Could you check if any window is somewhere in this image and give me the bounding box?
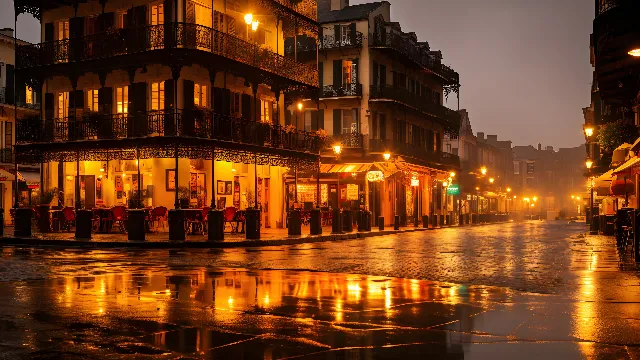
[194,84,207,107]
[513,161,520,174]
[527,162,535,174]
[87,89,99,112]
[151,3,164,25]
[25,86,33,104]
[150,82,164,110]
[343,60,353,85]
[57,20,69,40]
[116,86,128,114]
[342,110,356,134]
[57,92,69,118]
[5,122,12,151]
[261,99,271,123]
[116,12,126,29]
[526,177,535,188]
[340,25,351,45]
[304,110,312,131]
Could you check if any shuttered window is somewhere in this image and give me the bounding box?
[57,92,69,118]
[151,3,164,25]
[87,89,99,111]
[151,82,164,110]
[194,84,208,107]
[116,86,128,114]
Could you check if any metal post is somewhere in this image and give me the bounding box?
[174,143,179,208]
[210,146,215,208]
[294,167,298,205]
[75,151,80,210]
[254,153,258,208]
[316,161,321,207]
[136,147,141,208]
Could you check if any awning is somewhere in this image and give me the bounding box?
[19,171,39,189]
[594,169,615,197]
[631,137,640,152]
[320,163,372,173]
[612,156,640,176]
[611,179,635,196]
[0,168,15,181]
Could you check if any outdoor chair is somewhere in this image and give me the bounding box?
[91,209,101,232]
[111,206,127,233]
[61,207,76,231]
[224,207,237,232]
[149,206,168,231]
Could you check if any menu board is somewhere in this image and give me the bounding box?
[346,184,359,201]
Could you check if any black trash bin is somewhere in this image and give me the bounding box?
[422,215,429,229]
[14,208,32,238]
[168,209,185,241]
[127,209,146,241]
[245,208,261,240]
[378,216,384,231]
[343,210,353,233]
[394,215,400,230]
[310,208,322,235]
[75,209,93,240]
[208,209,224,241]
[288,209,302,236]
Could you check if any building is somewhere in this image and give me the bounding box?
[13,0,322,231]
[0,27,40,215]
[290,0,461,226]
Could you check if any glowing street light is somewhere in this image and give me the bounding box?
[480,166,487,175]
[584,127,594,138]
[251,20,259,31]
[533,196,538,202]
[297,102,303,111]
[489,177,495,184]
[585,159,593,169]
[244,13,253,25]
[383,152,391,161]
[443,181,449,188]
[629,48,640,57]
[506,187,511,192]
[449,171,456,178]
[332,144,342,156]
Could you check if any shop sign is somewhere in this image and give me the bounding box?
[446,184,460,195]
[346,184,359,200]
[366,171,384,182]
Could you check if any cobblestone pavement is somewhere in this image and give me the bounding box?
[0,221,639,359]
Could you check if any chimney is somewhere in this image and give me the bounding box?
[477,132,484,141]
[538,143,542,151]
[330,0,349,11]
[0,28,14,38]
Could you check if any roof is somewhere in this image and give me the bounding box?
[512,145,539,160]
[319,2,386,24]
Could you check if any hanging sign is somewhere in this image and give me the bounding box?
[366,171,384,182]
[446,184,460,195]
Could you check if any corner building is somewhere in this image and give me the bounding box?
[14,0,321,229]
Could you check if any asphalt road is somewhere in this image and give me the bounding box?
[0,221,638,359]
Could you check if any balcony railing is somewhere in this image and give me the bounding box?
[370,138,460,167]
[370,85,460,133]
[332,132,364,149]
[266,0,317,21]
[320,32,363,50]
[321,84,362,98]
[370,29,459,84]
[16,22,318,87]
[16,109,323,154]
[597,0,627,16]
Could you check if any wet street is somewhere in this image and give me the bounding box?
[1,221,639,359]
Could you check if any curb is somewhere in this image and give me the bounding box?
[0,221,511,250]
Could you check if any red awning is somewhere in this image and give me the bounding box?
[610,179,635,196]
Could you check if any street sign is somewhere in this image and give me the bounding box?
[446,184,460,195]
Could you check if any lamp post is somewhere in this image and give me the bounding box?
[506,187,511,214]
[586,159,595,234]
[331,144,343,234]
[443,181,449,225]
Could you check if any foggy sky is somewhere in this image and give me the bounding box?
[0,0,593,149]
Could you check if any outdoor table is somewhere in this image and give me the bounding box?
[183,208,204,235]
[93,208,114,233]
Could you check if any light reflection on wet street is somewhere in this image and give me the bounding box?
[1,222,640,359]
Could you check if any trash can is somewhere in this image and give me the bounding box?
[378,216,384,231]
[245,208,261,240]
[394,215,400,230]
[422,215,429,229]
[127,209,146,241]
[168,209,185,241]
[75,209,93,240]
[310,208,322,235]
[288,209,301,236]
[208,209,224,241]
[342,210,353,233]
[13,208,32,238]
[332,209,342,234]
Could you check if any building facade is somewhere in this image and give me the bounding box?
[14,0,322,229]
[289,0,461,226]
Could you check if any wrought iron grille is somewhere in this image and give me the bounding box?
[321,84,362,98]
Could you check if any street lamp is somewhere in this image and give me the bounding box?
[480,166,487,175]
[586,158,595,234]
[489,177,495,184]
[584,127,594,138]
[333,144,342,156]
[449,171,456,178]
[629,49,640,57]
[297,102,303,111]
[383,152,391,161]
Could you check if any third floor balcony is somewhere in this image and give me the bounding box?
[16,22,318,87]
[370,138,460,168]
[321,83,362,98]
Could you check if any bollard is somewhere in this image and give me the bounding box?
[364,211,372,231]
[37,205,51,233]
[168,209,185,241]
[75,209,93,240]
[635,211,640,262]
[208,209,224,241]
[245,208,261,240]
[459,214,464,226]
[288,209,302,236]
[439,214,444,227]
[310,208,322,235]
[432,214,438,228]
[358,211,366,232]
[394,215,400,230]
[13,208,32,238]
[332,208,342,234]
[342,210,353,233]
[378,216,384,231]
[413,214,419,228]
[127,209,146,241]
[422,215,429,229]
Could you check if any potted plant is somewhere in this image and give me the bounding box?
[38,188,58,233]
[177,186,191,209]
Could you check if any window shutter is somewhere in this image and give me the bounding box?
[241,93,251,120]
[349,23,356,45]
[70,17,84,38]
[44,23,54,42]
[44,93,54,119]
[97,12,115,31]
[380,65,386,86]
[5,64,14,105]
[164,0,173,23]
[135,5,147,26]
[213,87,223,113]
[372,61,379,86]
[333,60,342,88]
[284,108,291,126]
[334,25,341,44]
[318,109,324,130]
[164,80,174,110]
[125,8,135,28]
[131,83,146,113]
[98,87,113,114]
[436,132,441,152]
[310,110,318,131]
[318,61,323,88]
[332,109,341,136]
[352,58,359,84]
[183,80,194,110]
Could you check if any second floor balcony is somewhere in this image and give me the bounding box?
[321,83,362,98]
[370,138,460,168]
[16,22,318,87]
[16,109,322,155]
[370,85,460,132]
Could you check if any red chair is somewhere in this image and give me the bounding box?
[61,207,75,231]
[224,207,237,232]
[149,206,168,231]
[111,206,127,233]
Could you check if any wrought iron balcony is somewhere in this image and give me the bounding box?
[333,132,364,149]
[369,138,460,168]
[16,109,323,154]
[321,84,362,98]
[370,29,459,85]
[370,85,460,135]
[319,32,363,50]
[264,0,317,22]
[16,22,318,87]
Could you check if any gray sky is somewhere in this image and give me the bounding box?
[1,0,593,149]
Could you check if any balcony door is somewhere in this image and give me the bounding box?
[56,20,70,63]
